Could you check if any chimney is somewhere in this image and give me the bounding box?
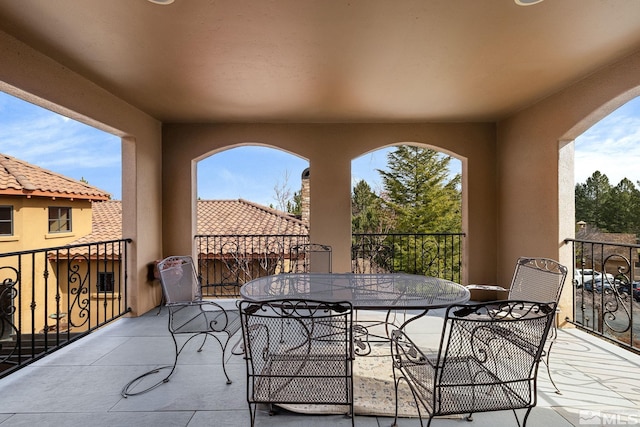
[301,168,310,223]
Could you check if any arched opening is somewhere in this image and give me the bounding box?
[574,97,640,235]
[567,96,640,350]
[350,144,463,281]
[197,145,308,209]
[0,89,129,347]
[194,145,310,296]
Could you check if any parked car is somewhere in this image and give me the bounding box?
[617,281,640,302]
[583,277,620,293]
[574,269,614,287]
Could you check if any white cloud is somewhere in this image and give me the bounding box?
[0,91,122,198]
[575,98,640,187]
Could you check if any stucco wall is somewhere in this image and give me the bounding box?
[4,22,640,320]
[0,196,93,251]
[497,49,640,322]
[162,122,497,283]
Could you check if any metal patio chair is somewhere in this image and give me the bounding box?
[121,255,241,397]
[391,299,557,427]
[465,256,568,393]
[239,299,354,427]
[288,243,332,273]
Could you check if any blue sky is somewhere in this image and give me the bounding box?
[574,96,640,186]
[197,146,397,207]
[0,92,122,199]
[1,90,639,204]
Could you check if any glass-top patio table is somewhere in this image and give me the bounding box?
[241,273,469,309]
[240,273,470,355]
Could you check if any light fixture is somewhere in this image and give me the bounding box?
[147,0,175,5]
[515,0,544,5]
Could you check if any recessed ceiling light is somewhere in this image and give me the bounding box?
[515,0,544,5]
[148,0,175,5]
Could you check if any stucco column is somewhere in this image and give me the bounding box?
[557,140,576,326]
[309,155,352,273]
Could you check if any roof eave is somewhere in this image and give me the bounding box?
[0,189,110,201]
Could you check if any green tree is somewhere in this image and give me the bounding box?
[601,178,640,234]
[287,191,302,216]
[379,145,461,233]
[351,180,390,234]
[575,171,612,231]
[377,145,462,275]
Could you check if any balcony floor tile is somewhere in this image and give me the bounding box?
[0,305,638,426]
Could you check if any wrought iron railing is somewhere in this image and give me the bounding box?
[0,239,132,378]
[564,238,640,353]
[195,232,465,297]
[195,234,311,297]
[352,232,464,283]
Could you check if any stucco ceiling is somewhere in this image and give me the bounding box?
[1,0,640,123]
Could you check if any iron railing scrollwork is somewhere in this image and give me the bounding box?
[0,267,19,366]
[196,234,310,297]
[196,232,465,296]
[0,238,132,379]
[565,238,640,353]
[351,232,464,283]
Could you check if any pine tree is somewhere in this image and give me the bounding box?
[351,180,391,234]
[287,191,302,216]
[575,171,612,231]
[601,178,640,234]
[377,146,462,274]
[379,145,461,233]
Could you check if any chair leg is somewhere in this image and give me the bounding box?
[348,401,355,427]
[165,330,181,380]
[220,334,233,385]
[208,332,233,384]
[544,340,562,394]
[513,407,533,427]
[393,374,428,427]
[184,331,233,384]
[248,403,257,427]
[230,335,245,355]
[392,368,400,427]
[197,334,208,352]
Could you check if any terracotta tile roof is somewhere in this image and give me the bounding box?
[576,227,638,260]
[63,200,123,258]
[0,153,110,201]
[198,199,309,256]
[72,200,122,244]
[197,199,308,235]
[65,199,307,257]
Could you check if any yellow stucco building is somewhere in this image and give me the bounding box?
[0,153,122,336]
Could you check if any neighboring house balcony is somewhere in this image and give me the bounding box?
[0,238,132,379]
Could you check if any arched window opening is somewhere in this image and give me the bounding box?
[195,146,310,296]
[350,144,463,281]
[197,146,308,212]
